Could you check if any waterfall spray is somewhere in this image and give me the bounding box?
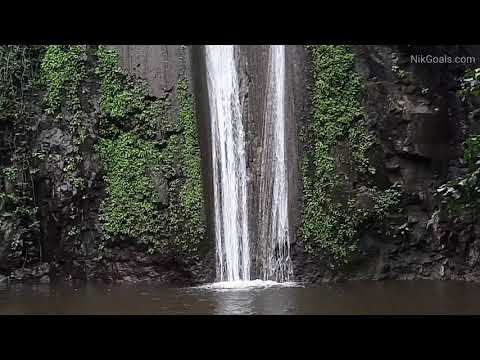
[258,45,292,282]
[205,45,250,281]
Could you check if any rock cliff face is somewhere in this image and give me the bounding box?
[294,45,480,282]
[2,44,480,285]
[0,45,212,285]
[110,46,194,126]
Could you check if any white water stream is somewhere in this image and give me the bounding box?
[205,45,291,285]
[205,45,250,281]
[258,45,292,282]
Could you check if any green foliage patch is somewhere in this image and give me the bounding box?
[436,68,480,215]
[166,80,205,255]
[95,46,165,140]
[2,44,206,264]
[177,80,203,221]
[302,45,396,266]
[95,46,205,257]
[95,46,146,119]
[436,134,480,214]
[0,46,44,259]
[98,132,165,248]
[0,46,43,116]
[40,45,86,114]
[41,46,92,197]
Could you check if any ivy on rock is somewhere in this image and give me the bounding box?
[98,132,166,249]
[0,46,45,262]
[40,45,86,114]
[167,79,205,256]
[436,69,480,216]
[302,45,401,267]
[95,46,205,257]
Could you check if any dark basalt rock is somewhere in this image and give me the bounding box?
[0,45,211,287]
[293,45,480,283]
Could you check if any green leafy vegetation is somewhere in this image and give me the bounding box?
[40,45,86,114]
[0,46,42,116]
[95,46,165,140]
[372,183,403,219]
[460,67,480,98]
[436,135,480,214]
[177,80,204,224]
[41,46,92,198]
[98,132,165,248]
[95,46,146,119]
[302,45,398,267]
[0,46,45,260]
[166,80,205,255]
[437,68,480,215]
[9,45,206,263]
[95,46,205,257]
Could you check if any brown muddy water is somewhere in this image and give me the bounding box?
[1,280,480,315]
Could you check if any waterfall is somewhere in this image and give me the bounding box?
[258,45,292,282]
[205,45,250,281]
[205,45,291,284]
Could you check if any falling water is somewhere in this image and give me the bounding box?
[205,45,291,284]
[258,45,292,282]
[205,45,250,281]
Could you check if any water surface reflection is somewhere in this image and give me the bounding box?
[1,280,480,314]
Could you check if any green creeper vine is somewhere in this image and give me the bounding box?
[98,132,165,248]
[95,46,165,139]
[302,45,399,267]
[0,46,45,260]
[436,68,480,216]
[40,46,92,195]
[166,79,205,255]
[95,46,146,119]
[40,45,86,114]
[178,81,204,218]
[96,46,205,257]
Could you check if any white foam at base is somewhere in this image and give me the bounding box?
[196,279,301,290]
